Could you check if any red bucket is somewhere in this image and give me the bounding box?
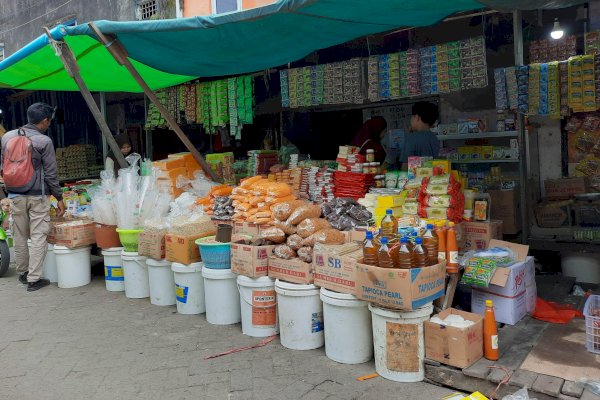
[94,224,122,249]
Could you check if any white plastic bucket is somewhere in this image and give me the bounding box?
[101,247,125,292]
[42,244,58,283]
[54,246,92,289]
[28,241,58,283]
[275,279,323,350]
[121,251,149,299]
[320,288,373,364]
[147,258,175,306]
[202,267,240,325]
[369,302,433,383]
[237,275,278,337]
[172,262,205,314]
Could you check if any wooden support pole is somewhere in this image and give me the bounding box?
[88,22,218,181]
[43,28,128,169]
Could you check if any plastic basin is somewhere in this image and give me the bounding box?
[116,229,143,252]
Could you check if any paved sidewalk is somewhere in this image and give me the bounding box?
[0,267,456,400]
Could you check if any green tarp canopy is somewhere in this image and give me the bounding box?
[0,0,486,93]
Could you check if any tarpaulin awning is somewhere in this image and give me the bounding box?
[0,0,484,93]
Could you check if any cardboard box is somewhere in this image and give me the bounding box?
[165,234,204,265]
[461,220,503,252]
[138,231,166,259]
[313,249,362,295]
[51,220,96,248]
[544,177,587,200]
[470,240,536,325]
[355,261,446,310]
[424,308,484,369]
[535,201,573,228]
[234,222,260,236]
[488,189,521,235]
[230,242,275,278]
[268,257,313,284]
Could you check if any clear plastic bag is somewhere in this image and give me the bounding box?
[459,247,517,268]
[296,218,331,238]
[502,387,537,400]
[579,379,600,395]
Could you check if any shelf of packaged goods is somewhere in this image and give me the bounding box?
[437,131,519,140]
[450,159,519,164]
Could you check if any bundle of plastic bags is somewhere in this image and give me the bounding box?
[89,154,172,230]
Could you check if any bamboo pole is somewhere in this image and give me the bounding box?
[88,22,218,181]
[43,28,128,169]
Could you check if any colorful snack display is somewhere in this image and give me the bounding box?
[461,258,498,288]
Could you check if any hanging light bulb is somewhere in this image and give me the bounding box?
[551,18,564,40]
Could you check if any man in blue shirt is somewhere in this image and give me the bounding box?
[398,101,440,165]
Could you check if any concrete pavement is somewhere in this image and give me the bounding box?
[0,267,458,400]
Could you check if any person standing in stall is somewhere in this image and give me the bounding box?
[351,116,388,163]
[105,133,133,178]
[398,101,440,165]
[1,103,65,292]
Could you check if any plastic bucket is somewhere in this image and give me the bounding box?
[275,279,324,350]
[116,229,143,252]
[101,247,125,292]
[202,267,240,325]
[172,262,205,315]
[369,302,433,382]
[320,288,373,364]
[28,241,58,283]
[54,246,92,289]
[121,251,149,299]
[95,224,122,249]
[237,275,278,337]
[196,236,231,269]
[147,258,175,306]
[42,244,58,283]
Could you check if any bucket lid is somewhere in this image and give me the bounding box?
[274,279,317,291]
[146,258,172,267]
[102,247,124,256]
[47,244,54,250]
[121,251,147,260]
[54,245,91,253]
[320,287,359,301]
[172,262,203,273]
[368,302,433,319]
[202,266,236,279]
[237,275,275,287]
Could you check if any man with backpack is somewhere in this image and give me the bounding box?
[1,103,65,292]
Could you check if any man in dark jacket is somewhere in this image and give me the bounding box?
[1,103,65,292]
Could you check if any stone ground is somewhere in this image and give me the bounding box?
[0,266,458,400]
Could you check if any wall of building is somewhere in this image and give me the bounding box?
[0,0,135,56]
[182,0,275,17]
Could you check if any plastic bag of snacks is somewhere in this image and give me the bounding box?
[461,258,498,287]
[287,204,322,225]
[301,228,346,246]
[273,220,297,236]
[297,218,331,238]
[460,247,517,268]
[273,244,297,260]
[297,246,313,263]
[272,200,307,221]
[258,227,286,244]
[286,234,304,251]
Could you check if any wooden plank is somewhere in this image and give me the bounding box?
[442,274,459,310]
[88,22,218,181]
[43,28,127,168]
[562,381,585,398]
[532,374,565,397]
